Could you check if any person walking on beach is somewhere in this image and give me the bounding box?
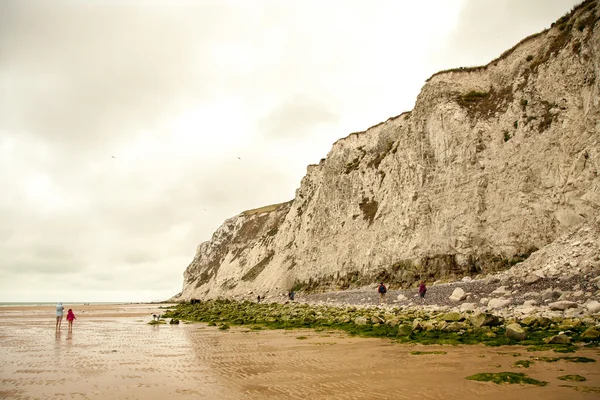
[66,309,76,331]
[378,282,387,305]
[418,281,427,303]
[55,302,64,331]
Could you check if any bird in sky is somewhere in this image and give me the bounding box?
[112,156,116,159]
[237,157,241,160]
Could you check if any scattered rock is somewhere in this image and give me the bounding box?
[580,327,600,340]
[449,287,467,302]
[506,323,527,341]
[586,300,600,313]
[470,313,502,328]
[545,334,571,344]
[548,301,578,311]
[488,298,511,309]
[397,294,407,301]
[442,312,463,322]
[542,291,562,301]
[398,324,413,337]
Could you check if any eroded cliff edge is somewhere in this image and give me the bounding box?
[176,1,600,301]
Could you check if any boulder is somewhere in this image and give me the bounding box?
[523,300,538,307]
[542,291,562,301]
[443,322,466,332]
[398,324,413,337]
[545,334,571,344]
[412,318,423,331]
[548,301,578,311]
[442,312,463,322]
[492,286,509,295]
[460,303,476,312]
[586,300,600,313]
[488,298,511,309]
[525,274,541,284]
[505,323,526,341]
[480,298,490,305]
[470,312,502,328]
[386,317,400,328]
[397,294,407,301]
[449,287,467,302]
[354,316,368,325]
[581,327,600,340]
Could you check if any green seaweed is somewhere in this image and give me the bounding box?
[410,351,447,355]
[558,375,586,382]
[514,360,534,368]
[296,336,308,340]
[526,344,576,353]
[466,372,547,386]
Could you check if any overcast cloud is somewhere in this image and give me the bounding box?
[0,0,579,302]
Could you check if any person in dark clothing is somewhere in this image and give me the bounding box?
[378,282,387,305]
[418,281,427,302]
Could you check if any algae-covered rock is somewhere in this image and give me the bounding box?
[545,334,571,344]
[412,318,423,331]
[422,321,437,332]
[471,313,502,328]
[558,319,582,331]
[442,312,463,322]
[398,324,413,337]
[354,316,368,325]
[520,316,537,327]
[169,318,180,325]
[581,326,600,340]
[506,323,526,341]
[386,317,400,328]
[443,322,467,332]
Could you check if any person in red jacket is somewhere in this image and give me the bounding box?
[418,281,427,303]
[66,309,77,331]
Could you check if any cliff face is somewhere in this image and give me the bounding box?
[177,1,600,301]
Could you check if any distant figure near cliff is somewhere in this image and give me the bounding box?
[378,283,387,305]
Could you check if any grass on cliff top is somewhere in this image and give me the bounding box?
[466,372,547,386]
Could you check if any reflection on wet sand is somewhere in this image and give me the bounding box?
[0,304,598,400]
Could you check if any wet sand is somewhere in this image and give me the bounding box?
[0,304,599,399]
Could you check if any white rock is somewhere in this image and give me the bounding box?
[480,298,490,305]
[397,294,407,301]
[586,301,600,313]
[523,300,538,307]
[460,303,476,312]
[492,286,509,295]
[449,287,467,302]
[462,276,472,282]
[488,298,512,309]
[548,301,578,311]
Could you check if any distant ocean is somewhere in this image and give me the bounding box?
[0,302,125,307]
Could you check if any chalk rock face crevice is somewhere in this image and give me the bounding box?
[176,1,600,301]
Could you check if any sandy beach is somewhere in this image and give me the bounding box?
[0,304,598,400]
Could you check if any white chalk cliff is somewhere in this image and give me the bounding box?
[175,1,600,301]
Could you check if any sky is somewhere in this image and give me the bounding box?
[0,0,580,302]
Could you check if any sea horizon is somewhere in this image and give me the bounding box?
[0,301,162,307]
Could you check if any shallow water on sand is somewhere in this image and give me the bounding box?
[0,304,599,399]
